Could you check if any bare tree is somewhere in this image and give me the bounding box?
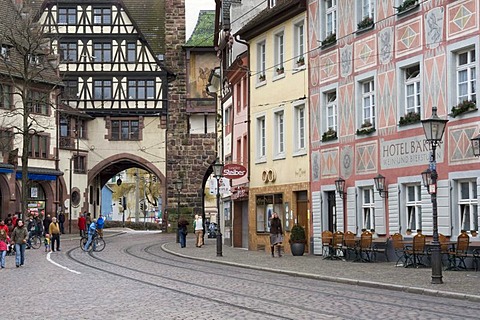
[0,1,61,217]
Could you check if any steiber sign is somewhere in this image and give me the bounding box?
[223,164,247,179]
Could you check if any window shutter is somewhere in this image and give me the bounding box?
[437,179,451,236]
[311,191,322,255]
[388,184,400,234]
[374,191,387,235]
[346,187,357,234]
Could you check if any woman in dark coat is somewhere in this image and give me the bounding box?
[269,212,283,257]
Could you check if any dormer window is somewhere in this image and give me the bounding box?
[269,0,276,8]
[0,45,11,60]
[28,54,43,66]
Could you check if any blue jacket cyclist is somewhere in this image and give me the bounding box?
[84,219,97,251]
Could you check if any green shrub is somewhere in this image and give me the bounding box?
[289,224,306,244]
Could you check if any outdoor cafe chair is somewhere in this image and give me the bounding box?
[321,230,333,259]
[391,233,405,266]
[447,232,472,270]
[343,231,357,260]
[355,230,373,262]
[404,233,426,268]
[426,233,450,267]
[331,231,344,260]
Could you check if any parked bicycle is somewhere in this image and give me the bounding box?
[80,231,105,252]
[28,234,42,249]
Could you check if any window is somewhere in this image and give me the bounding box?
[28,54,43,67]
[256,194,283,233]
[0,129,13,155]
[256,116,266,160]
[128,79,155,99]
[62,80,78,100]
[274,32,284,74]
[28,135,49,159]
[224,106,232,135]
[93,8,112,25]
[73,155,87,174]
[28,91,49,115]
[406,185,422,231]
[77,119,87,139]
[274,110,285,157]
[94,80,112,99]
[111,119,140,141]
[405,65,421,114]
[457,49,476,103]
[326,91,337,131]
[58,7,76,25]
[294,104,306,152]
[127,42,136,62]
[361,0,374,20]
[294,21,305,66]
[59,42,77,62]
[0,83,12,109]
[93,42,112,62]
[257,41,266,82]
[362,188,375,230]
[0,45,11,60]
[325,0,337,37]
[268,0,276,8]
[458,181,478,232]
[361,79,375,126]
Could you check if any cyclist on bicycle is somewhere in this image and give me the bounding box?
[27,215,42,248]
[84,219,97,251]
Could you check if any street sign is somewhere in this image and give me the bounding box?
[223,164,247,179]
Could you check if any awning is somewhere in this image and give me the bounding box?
[14,166,64,181]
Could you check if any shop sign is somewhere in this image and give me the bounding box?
[380,136,444,169]
[231,186,249,200]
[223,164,247,179]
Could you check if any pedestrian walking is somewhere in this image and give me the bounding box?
[96,214,105,238]
[178,218,189,248]
[11,220,28,267]
[194,215,204,248]
[0,228,9,269]
[58,212,66,234]
[43,214,52,236]
[44,234,51,252]
[49,217,61,252]
[0,219,8,236]
[269,212,283,258]
[78,213,87,238]
[84,219,97,251]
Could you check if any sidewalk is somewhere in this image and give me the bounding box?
[162,238,480,302]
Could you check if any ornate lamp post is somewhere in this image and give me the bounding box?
[175,179,183,244]
[470,134,480,157]
[334,177,346,233]
[421,106,448,284]
[212,160,224,257]
[373,174,388,198]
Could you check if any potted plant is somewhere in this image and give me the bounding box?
[356,120,376,135]
[450,100,477,118]
[289,224,306,256]
[321,127,337,142]
[396,0,418,14]
[321,33,336,48]
[276,66,284,75]
[258,74,266,82]
[399,111,421,126]
[357,16,374,30]
[297,56,305,66]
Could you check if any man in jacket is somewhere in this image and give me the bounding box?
[84,219,97,251]
[43,213,52,236]
[11,220,28,267]
[96,214,105,238]
[49,217,61,252]
[58,212,66,234]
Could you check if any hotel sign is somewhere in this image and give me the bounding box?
[380,136,444,170]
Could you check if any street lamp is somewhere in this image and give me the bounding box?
[212,160,224,257]
[175,179,183,244]
[470,134,480,157]
[421,106,448,285]
[334,177,346,199]
[373,174,388,198]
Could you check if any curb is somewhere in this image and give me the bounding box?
[161,243,480,302]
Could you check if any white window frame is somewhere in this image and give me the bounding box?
[268,0,276,8]
[360,79,375,127]
[406,184,422,231]
[361,0,374,20]
[293,19,305,70]
[293,102,306,155]
[405,64,421,114]
[325,0,337,37]
[458,180,478,232]
[274,109,285,159]
[362,187,375,230]
[456,48,476,104]
[256,115,266,162]
[257,41,266,83]
[274,31,285,78]
[326,91,337,132]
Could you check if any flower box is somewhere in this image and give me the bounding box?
[357,16,374,31]
[321,128,337,142]
[356,121,376,135]
[321,33,336,48]
[396,0,419,15]
[296,57,305,67]
[258,74,266,82]
[399,111,420,126]
[276,67,284,75]
[450,100,477,118]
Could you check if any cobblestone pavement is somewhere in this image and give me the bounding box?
[2,229,479,320]
[163,235,480,301]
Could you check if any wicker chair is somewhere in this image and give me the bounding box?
[331,231,344,259]
[343,231,357,260]
[390,233,405,266]
[321,230,333,259]
[447,232,471,270]
[356,230,373,262]
[404,233,426,267]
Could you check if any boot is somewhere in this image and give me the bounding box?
[277,245,282,257]
[271,246,275,257]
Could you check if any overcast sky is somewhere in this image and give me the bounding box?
[185,0,215,40]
